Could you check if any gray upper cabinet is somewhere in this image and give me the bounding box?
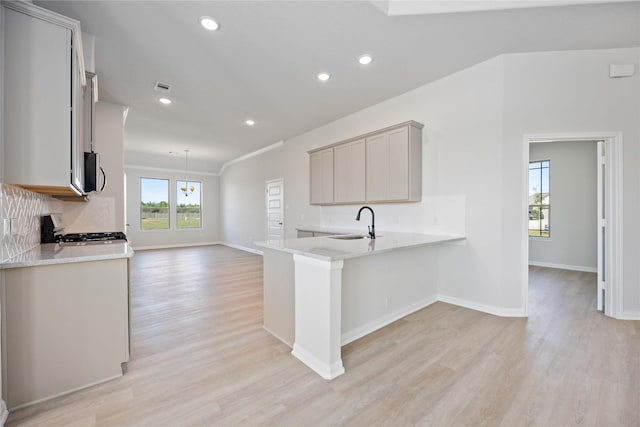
[309,121,423,205]
[3,1,87,199]
[309,148,334,204]
[334,138,365,203]
[366,123,422,202]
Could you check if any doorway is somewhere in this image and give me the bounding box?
[265,178,284,240]
[522,132,623,318]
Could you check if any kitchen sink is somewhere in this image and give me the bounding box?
[330,235,366,240]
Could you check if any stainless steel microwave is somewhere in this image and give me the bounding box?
[84,152,106,193]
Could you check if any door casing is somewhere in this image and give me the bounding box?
[522,132,623,318]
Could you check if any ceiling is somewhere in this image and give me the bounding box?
[35,1,640,173]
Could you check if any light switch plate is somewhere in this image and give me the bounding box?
[3,219,10,237]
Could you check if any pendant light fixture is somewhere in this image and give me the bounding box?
[180,149,195,197]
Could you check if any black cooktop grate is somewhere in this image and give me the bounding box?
[59,232,127,242]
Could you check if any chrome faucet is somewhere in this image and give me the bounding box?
[356,206,375,239]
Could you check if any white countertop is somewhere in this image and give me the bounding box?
[255,231,465,261]
[1,241,134,269]
[295,226,360,235]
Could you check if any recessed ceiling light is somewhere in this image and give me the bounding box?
[358,54,373,65]
[159,97,172,105]
[245,119,256,126]
[200,16,219,31]
[317,72,330,81]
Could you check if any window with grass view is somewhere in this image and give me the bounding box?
[140,178,169,230]
[176,181,202,229]
[529,160,550,237]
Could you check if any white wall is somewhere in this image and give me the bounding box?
[528,141,597,271]
[62,101,126,233]
[221,47,640,317]
[502,48,640,317]
[125,166,220,249]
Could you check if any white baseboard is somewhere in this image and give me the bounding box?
[341,295,439,345]
[528,261,597,273]
[221,242,264,256]
[0,400,8,426]
[132,241,222,251]
[618,311,640,320]
[291,344,344,380]
[437,294,527,317]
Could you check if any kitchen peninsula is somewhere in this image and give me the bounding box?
[256,231,465,379]
[1,242,133,409]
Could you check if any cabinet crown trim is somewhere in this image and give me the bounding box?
[308,120,424,154]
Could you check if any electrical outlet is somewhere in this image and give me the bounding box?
[10,218,18,236]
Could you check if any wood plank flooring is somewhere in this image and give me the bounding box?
[6,248,640,426]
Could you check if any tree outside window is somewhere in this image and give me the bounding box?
[529,160,550,237]
[176,181,202,229]
[140,178,170,230]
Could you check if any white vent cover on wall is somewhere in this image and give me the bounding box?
[154,81,172,93]
[609,64,635,78]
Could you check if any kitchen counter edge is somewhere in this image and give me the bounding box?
[255,232,466,262]
[1,242,134,269]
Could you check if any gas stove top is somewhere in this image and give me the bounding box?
[58,232,127,243]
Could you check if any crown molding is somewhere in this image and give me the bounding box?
[124,164,219,177]
[219,141,285,175]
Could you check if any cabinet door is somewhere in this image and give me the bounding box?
[366,133,390,202]
[4,8,71,187]
[334,139,365,203]
[387,127,409,200]
[309,148,334,204]
[366,127,410,202]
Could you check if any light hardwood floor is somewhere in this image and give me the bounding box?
[6,247,640,426]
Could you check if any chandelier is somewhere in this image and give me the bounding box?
[180,149,195,196]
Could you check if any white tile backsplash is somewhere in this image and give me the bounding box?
[62,196,117,233]
[0,184,62,262]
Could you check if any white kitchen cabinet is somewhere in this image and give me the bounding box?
[3,258,129,409]
[309,148,334,204]
[366,123,422,202]
[334,138,366,203]
[3,1,87,199]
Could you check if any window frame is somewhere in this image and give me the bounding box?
[140,177,171,231]
[528,160,550,239]
[176,180,203,230]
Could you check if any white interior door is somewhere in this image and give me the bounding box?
[266,179,284,240]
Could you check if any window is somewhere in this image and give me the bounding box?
[176,181,202,229]
[529,160,550,237]
[140,178,170,230]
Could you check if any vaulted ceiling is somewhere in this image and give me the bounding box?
[36,1,640,172]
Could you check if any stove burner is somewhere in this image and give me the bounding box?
[59,232,127,243]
